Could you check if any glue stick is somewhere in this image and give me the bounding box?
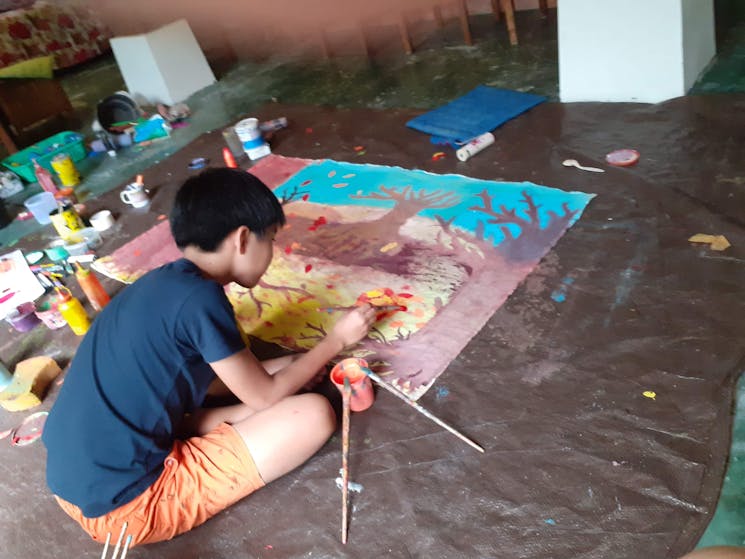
[74,263,110,312]
[56,287,90,335]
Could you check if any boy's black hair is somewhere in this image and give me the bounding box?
[170,168,286,251]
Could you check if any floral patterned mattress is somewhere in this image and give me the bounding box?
[0,0,109,70]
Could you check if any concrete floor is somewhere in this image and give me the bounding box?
[1,7,745,558]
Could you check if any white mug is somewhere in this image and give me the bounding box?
[89,210,115,232]
[120,183,149,208]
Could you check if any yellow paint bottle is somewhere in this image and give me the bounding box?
[56,287,90,336]
[50,153,80,187]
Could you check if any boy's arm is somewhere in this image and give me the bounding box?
[210,304,376,411]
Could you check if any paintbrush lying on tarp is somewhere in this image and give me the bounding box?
[361,366,484,453]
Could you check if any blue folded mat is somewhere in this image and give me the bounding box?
[406,86,546,144]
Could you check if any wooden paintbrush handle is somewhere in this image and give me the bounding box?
[341,378,351,544]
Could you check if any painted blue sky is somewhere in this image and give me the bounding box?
[276,160,595,246]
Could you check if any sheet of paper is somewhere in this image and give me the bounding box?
[0,250,44,320]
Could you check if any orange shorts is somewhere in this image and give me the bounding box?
[55,422,265,547]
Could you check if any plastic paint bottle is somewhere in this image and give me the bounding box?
[56,287,90,335]
[74,264,110,312]
[222,147,238,168]
[33,160,58,194]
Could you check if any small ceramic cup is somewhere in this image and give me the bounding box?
[120,183,149,208]
[89,210,115,232]
[330,358,375,412]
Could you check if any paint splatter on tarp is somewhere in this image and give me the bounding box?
[94,155,594,399]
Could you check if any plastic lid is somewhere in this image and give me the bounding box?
[55,287,72,302]
[605,149,640,167]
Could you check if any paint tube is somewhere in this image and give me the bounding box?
[456,132,495,162]
[35,273,53,290]
[259,117,288,133]
[30,264,66,273]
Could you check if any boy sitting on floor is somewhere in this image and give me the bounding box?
[43,168,376,546]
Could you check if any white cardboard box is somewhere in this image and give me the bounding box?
[111,19,216,106]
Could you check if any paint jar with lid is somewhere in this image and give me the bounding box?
[235,118,271,161]
[56,287,90,336]
[49,202,85,241]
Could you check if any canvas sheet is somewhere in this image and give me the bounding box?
[93,155,594,399]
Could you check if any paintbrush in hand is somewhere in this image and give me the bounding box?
[318,304,406,314]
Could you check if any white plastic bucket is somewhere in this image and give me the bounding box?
[234,118,271,160]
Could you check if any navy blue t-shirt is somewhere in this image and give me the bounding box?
[43,259,245,518]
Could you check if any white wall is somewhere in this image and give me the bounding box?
[558,0,715,103]
[681,0,716,90]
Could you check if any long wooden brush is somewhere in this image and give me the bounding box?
[362,368,484,453]
[341,377,351,544]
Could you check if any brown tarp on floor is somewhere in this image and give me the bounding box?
[0,97,743,559]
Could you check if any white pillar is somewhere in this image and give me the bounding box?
[558,0,715,103]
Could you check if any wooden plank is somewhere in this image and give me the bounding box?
[500,0,518,45]
[458,0,473,46]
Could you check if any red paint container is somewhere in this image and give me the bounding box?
[330,358,375,412]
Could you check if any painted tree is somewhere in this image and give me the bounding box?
[277,185,460,273]
[468,189,580,262]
